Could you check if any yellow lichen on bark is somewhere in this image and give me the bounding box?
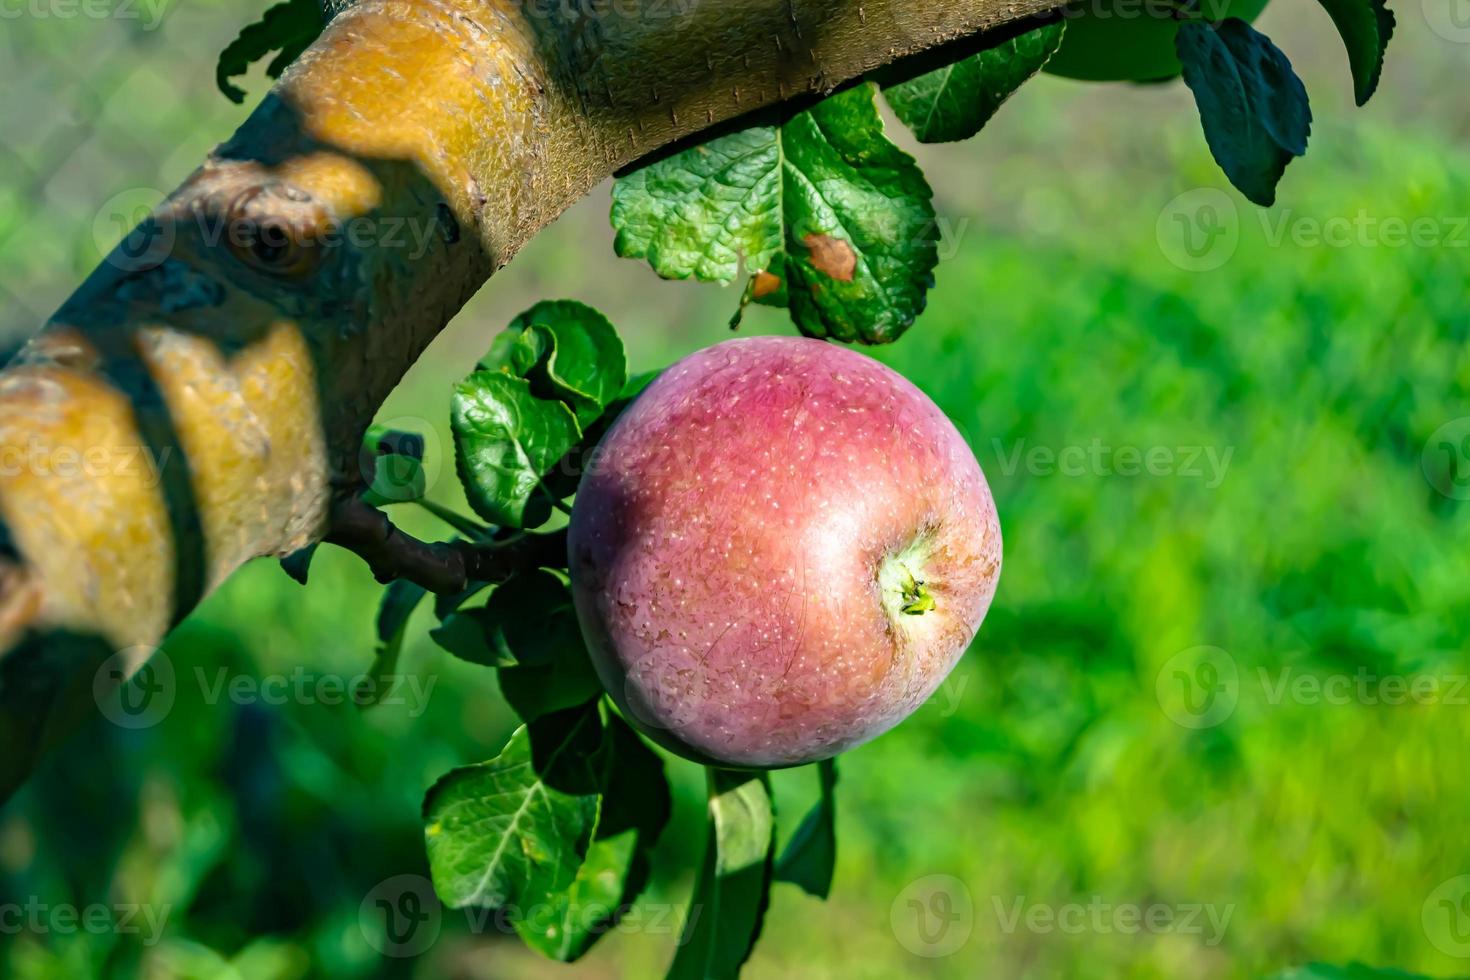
[140,320,328,598]
[0,364,177,647]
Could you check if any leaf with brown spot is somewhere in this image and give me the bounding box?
[612,83,937,344]
[751,270,785,299]
[801,235,857,282]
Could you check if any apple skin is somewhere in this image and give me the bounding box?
[1043,0,1271,83]
[568,336,1002,768]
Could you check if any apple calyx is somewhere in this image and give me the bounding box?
[878,540,937,621]
[898,567,936,616]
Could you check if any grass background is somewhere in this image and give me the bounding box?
[2,1,1470,977]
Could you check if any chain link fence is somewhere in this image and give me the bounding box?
[0,0,261,344]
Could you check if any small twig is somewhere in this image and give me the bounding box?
[410,498,489,540]
[324,495,567,594]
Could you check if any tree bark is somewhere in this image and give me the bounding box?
[0,0,1058,793]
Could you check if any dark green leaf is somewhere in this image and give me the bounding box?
[452,372,581,529]
[518,713,673,962]
[433,578,492,621]
[483,570,580,668]
[358,579,427,709]
[278,544,317,585]
[667,770,776,980]
[359,425,429,506]
[774,758,838,898]
[423,704,604,911]
[1311,0,1395,105]
[215,0,324,104]
[884,20,1066,143]
[430,570,577,670]
[612,83,937,344]
[498,641,603,724]
[506,301,627,427]
[1177,19,1313,207]
[429,610,517,668]
[362,452,427,506]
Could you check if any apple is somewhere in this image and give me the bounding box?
[1043,0,1271,83]
[568,336,1002,768]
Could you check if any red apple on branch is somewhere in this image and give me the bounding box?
[569,337,1002,768]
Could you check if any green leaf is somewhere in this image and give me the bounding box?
[541,367,661,504]
[774,758,838,898]
[278,544,316,585]
[507,301,628,427]
[1266,966,1429,979]
[781,85,939,343]
[423,705,604,911]
[433,577,492,622]
[491,571,603,723]
[429,610,518,668]
[667,770,776,980]
[884,20,1066,143]
[476,302,628,429]
[1311,0,1395,105]
[452,372,581,529]
[358,579,427,709]
[612,83,937,344]
[1177,20,1313,207]
[431,570,578,670]
[362,425,426,462]
[480,323,551,379]
[613,126,785,284]
[498,641,603,724]
[484,571,581,668]
[216,0,325,104]
[518,713,673,962]
[362,453,426,506]
[359,426,428,506]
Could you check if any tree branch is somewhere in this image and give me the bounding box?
[324,495,566,595]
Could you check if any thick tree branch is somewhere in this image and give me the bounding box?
[0,0,1060,798]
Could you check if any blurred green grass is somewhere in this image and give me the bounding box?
[3,2,1470,978]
